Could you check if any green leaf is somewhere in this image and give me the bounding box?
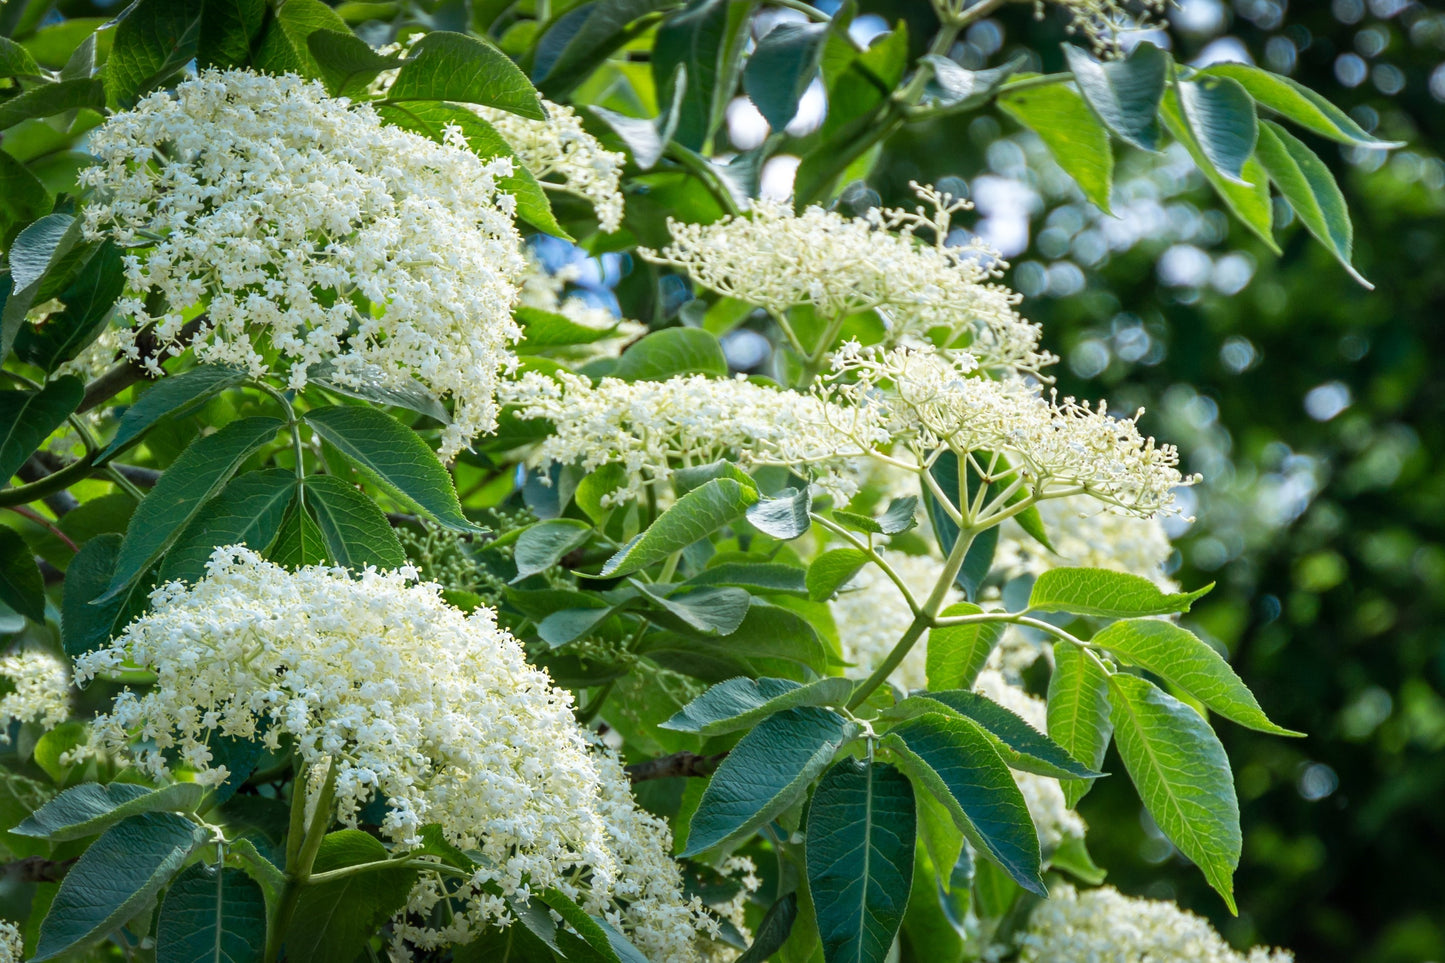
[102,416,284,600]
[882,713,1044,895]
[61,533,128,657]
[159,469,297,584]
[2,214,86,360]
[0,150,52,248]
[304,474,408,571]
[512,518,593,582]
[1175,74,1258,182]
[662,676,855,736]
[1000,83,1113,212]
[687,561,808,597]
[538,888,647,963]
[1108,672,1240,913]
[269,502,329,569]
[743,20,828,129]
[516,306,630,351]
[33,721,87,783]
[806,549,868,602]
[1092,618,1301,736]
[590,63,688,170]
[197,0,266,69]
[747,487,811,540]
[103,0,202,108]
[533,0,683,95]
[384,30,544,119]
[613,326,728,381]
[0,526,45,622]
[306,28,404,96]
[253,0,350,77]
[1062,41,1167,150]
[652,0,743,150]
[905,690,1101,780]
[98,365,249,463]
[1028,567,1211,618]
[1161,88,1277,252]
[682,706,859,856]
[737,892,797,963]
[1255,119,1368,287]
[155,864,267,963]
[805,759,915,963]
[284,830,419,963]
[33,812,208,961]
[1049,834,1106,884]
[0,36,41,78]
[601,477,758,577]
[638,582,751,635]
[304,405,478,533]
[15,782,204,842]
[0,376,82,483]
[1046,642,1113,809]
[919,53,1026,112]
[926,601,1005,691]
[0,78,106,129]
[831,496,917,536]
[1200,62,1402,148]
[14,242,125,373]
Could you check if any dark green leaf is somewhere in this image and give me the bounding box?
[252,0,350,77]
[537,606,616,647]
[687,562,808,597]
[1093,618,1301,736]
[33,812,208,961]
[104,0,202,108]
[159,469,297,583]
[307,29,404,97]
[98,365,249,463]
[736,892,797,963]
[747,487,811,540]
[920,53,1026,112]
[537,888,642,963]
[601,478,758,577]
[14,243,125,373]
[534,0,683,95]
[1160,88,1277,252]
[883,713,1044,895]
[1108,672,1240,913]
[682,706,859,856]
[662,676,855,735]
[806,759,915,963]
[1027,567,1211,618]
[0,376,82,483]
[0,37,42,78]
[304,474,408,571]
[926,601,1005,691]
[1062,42,1167,150]
[652,0,743,150]
[1255,119,1367,287]
[102,416,283,599]
[0,526,45,622]
[385,31,544,119]
[197,0,266,70]
[0,78,106,129]
[2,214,86,360]
[1000,83,1113,211]
[0,150,52,248]
[590,62,688,169]
[744,21,828,129]
[156,864,266,963]
[806,548,868,602]
[1200,62,1402,148]
[1175,74,1258,182]
[512,518,593,582]
[15,782,204,842]
[638,582,751,635]
[908,689,1102,779]
[304,405,478,533]
[309,361,449,424]
[284,830,419,963]
[61,533,127,657]
[957,525,999,601]
[1046,642,1112,809]
[269,502,329,569]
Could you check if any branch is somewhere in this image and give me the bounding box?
[4,855,76,883]
[78,316,207,414]
[625,750,727,783]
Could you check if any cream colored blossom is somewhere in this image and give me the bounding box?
[1018,884,1294,963]
[0,649,71,742]
[499,370,888,505]
[79,69,528,458]
[0,920,21,963]
[74,547,725,959]
[642,185,1050,373]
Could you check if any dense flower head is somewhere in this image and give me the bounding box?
[0,649,71,742]
[0,920,20,962]
[1018,884,1294,963]
[829,343,1197,516]
[73,547,727,958]
[500,370,888,504]
[79,68,528,458]
[641,185,1051,373]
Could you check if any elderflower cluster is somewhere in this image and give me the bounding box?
[1018,884,1294,963]
[0,920,21,962]
[474,101,627,232]
[79,69,528,458]
[642,186,1050,373]
[499,370,888,504]
[0,649,71,742]
[73,547,730,959]
[996,493,1178,589]
[829,343,1196,517]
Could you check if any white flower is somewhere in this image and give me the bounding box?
[0,920,21,962]
[79,69,528,459]
[1034,0,1171,57]
[499,370,888,505]
[0,649,71,742]
[642,184,1050,373]
[1018,884,1294,963]
[74,547,723,959]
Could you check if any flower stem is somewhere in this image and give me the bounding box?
[267,759,338,963]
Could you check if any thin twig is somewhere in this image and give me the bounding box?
[625,751,728,783]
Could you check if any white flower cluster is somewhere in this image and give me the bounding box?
[73,547,727,959]
[830,343,1196,517]
[0,649,71,742]
[996,493,1178,589]
[0,920,21,963]
[1019,884,1294,963]
[500,370,887,504]
[474,100,627,232]
[518,254,645,360]
[79,69,528,459]
[642,186,1050,373]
